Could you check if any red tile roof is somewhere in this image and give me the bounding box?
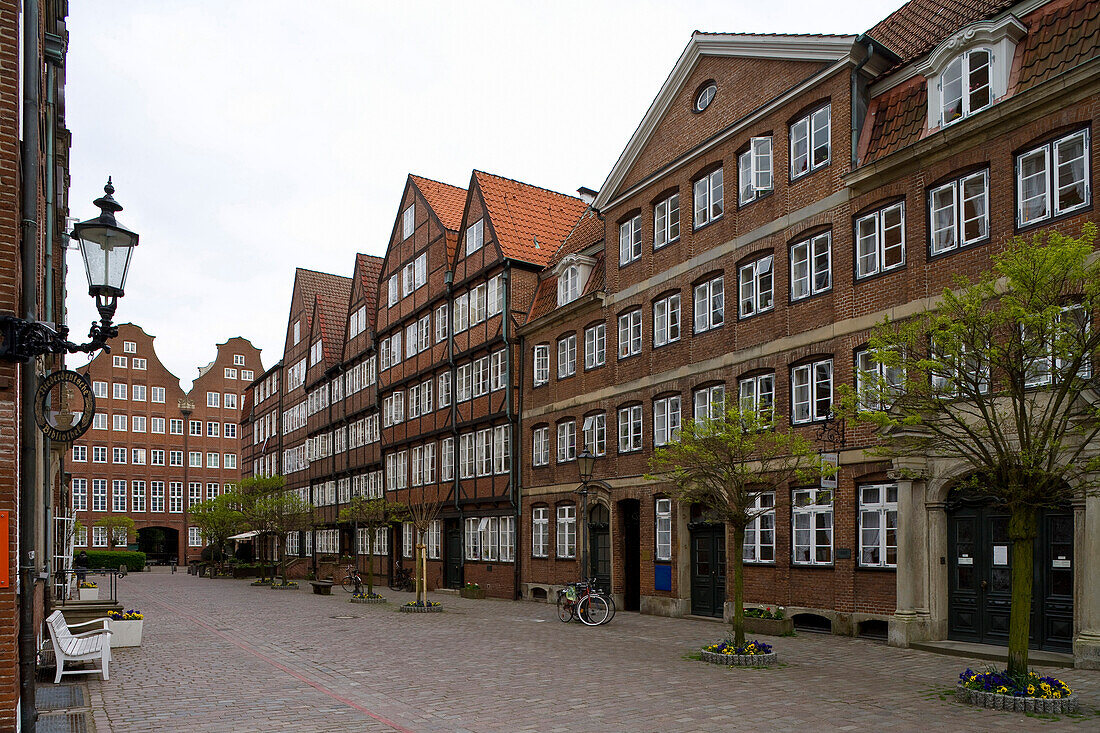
[548,207,604,268]
[527,278,559,323]
[293,268,351,362]
[582,251,605,296]
[866,0,1015,64]
[354,253,384,328]
[315,274,353,365]
[294,268,351,331]
[862,77,928,163]
[409,174,467,231]
[1016,0,1100,92]
[474,170,588,268]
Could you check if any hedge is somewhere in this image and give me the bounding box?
[75,550,146,572]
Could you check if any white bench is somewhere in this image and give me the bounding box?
[46,610,111,683]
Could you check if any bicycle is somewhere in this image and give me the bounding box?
[556,579,612,626]
[340,564,362,594]
[391,564,414,593]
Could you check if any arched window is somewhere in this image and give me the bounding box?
[941,49,991,126]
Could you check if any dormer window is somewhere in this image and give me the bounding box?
[940,49,990,126]
[465,218,484,255]
[553,254,596,307]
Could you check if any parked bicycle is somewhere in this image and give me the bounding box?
[556,579,614,626]
[391,563,414,592]
[340,564,363,594]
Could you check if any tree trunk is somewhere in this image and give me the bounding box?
[415,541,425,603]
[365,533,373,595]
[1007,507,1037,676]
[731,523,746,647]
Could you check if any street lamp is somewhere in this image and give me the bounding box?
[0,178,138,361]
[576,449,596,582]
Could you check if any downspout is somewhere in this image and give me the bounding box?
[501,263,521,599]
[19,1,42,729]
[850,40,875,170]
[445,271,459,513]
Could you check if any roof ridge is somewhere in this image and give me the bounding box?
[692,31,856,38]
[473,169,585,203]
[408,173,466,192]
[296,266,351,280]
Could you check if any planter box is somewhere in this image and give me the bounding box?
[701,650,778,667]
[78,588,99,601]
[109,619,143,648]
[350,596,386,604]
[743,616,793,636]
[954,686,1079,714]
[400,604,443,613]
[460,588,486,599]
[270,583,298,590]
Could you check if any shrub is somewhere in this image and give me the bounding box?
[76,549,146,572]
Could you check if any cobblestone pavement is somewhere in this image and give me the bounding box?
[85,572,1100,732]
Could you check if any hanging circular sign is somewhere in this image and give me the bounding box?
[34,370,96,442]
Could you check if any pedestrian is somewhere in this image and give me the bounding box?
[75,549,89,584]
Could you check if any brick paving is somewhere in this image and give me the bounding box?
[84,571,1100,732]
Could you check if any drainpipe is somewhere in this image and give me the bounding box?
[501,263,521,599]
[445,271,459,513]
[19,2,41,729]
[850,40,875,170]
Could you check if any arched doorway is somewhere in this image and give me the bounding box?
[137,526,179,565]
[946,489,1073,652]
[588,504,611,592]
[689,505,726,618]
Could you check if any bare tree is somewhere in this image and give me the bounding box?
[405,488,443,603]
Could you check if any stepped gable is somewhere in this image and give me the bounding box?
[474,170,588,268]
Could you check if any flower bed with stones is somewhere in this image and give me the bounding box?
[954,687,1078,714]
[956,668,1077,714]
[350,594,386,604]
[700,639,777,667]
[270,582,298,590]
[400,602,443,613]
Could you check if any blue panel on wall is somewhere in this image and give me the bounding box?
[654,564,672,591]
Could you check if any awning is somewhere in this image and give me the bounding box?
[227,530,260,541]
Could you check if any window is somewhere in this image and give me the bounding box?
[653,193,680,249]
[500,516,516,562]
[739,136,773,204]
[930,170,989,255]
[533,344,550,386]
[488,273,504,316]
[93,413,107,430]
[855,348,905,410]
[490,350,506,391]
[234,354,245,366]
[582,413,606,456]
[124,340,136,353]
[532,507,549,557]
[855,202,905,278]
[618,405,642,453]
[452,292,469,333]
[653,395,681,446]
[583,323,605,369]
[132,448,146,464]
[189,527,203,547]
[428,520,441,560]
[435,304,449,342]
[459,433,475,479]
[791,359,833,423]
[207,421,220,437]
[402,204,414,239]
[739,373,775,422]
[113,355,127,368]
[556,505,576,558]
[170,450,183,466]
[655,498,672,561]
[557,334,577,378]
[441,437,454,481]
[558,266,581,306]
[92,381,107,398]
[470,283,487,325]
[479,517,500,562]
[456,363,472,402]
[74,526,87,547]
[92,446,107,463]
[473,355,490,397]
[694,81,716,112]
[224,422,236,438]
[72,445,87,462]
[151,482,165,512]
[241,370,254,381]
[170,418,183,435]
[493,425,510,474]
[464,517,481,560]
[653,293,681,347]
[405,322,417,359]
[1024,304,1092,387]
[151,449,165,466]
[224,454,237,469]
[169,482,183,513]
[225,367,237,379]
[112,414,127,432]
[91,480,107,511]
[92,526,108,547]
[112,447,127,464]
[738,255,774,317]
[132,481,146,512]
[132,384,146,402]
[618,310,642,359]
[465,218,484,255]
[693,276,724,333]
[151,386,165,403]
[1017,129,1090,227]
[790,232,832,300]
[438,372,451,407]
[532,426,550,467]
[207,391,220,408]
[475,428,492,476]
[150,417,164,434]
[112,382,126,400]
[693,384,725,422]
[556,421,576,463]
[859,483,898,567]
[790,105,830,178]
[387,275,398,307]
[619,215,642,266]
[309,340,323,366]
[132,358,147,370]
[72,479,87,511]
[190,451,202,467]
[113,480,127,512]
[744,493,775,563]
[190,420,202,436]
[792,488,833,565]
[693,168,724,227]
[403,523,414,558]
[941,50,990,126]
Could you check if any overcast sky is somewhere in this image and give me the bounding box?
[64,0,904,389]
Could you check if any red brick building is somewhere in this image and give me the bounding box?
[518,0,1100,668]
[67,324,263,564]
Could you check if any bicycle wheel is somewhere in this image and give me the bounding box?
[599,593,616,625]
[556,594,574,622]
[340,576,357,593]
[577,595,610,626]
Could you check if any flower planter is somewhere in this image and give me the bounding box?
[400,604,443,613]
[460,588,486,599]
[350,596,387,605]
[701,649,778,667]
[270,582,298,590]
[954,686,1079,714]
[742,616,793,636]
[78,587,99,601]
[250,579,271,586]
[108,619,143,648]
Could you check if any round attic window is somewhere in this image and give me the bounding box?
[694,82,717,113]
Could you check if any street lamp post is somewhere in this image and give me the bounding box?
[576,450,596,581]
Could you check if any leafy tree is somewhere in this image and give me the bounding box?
[236,476,288,579]
[839,223,1100,675]
[94,515,136,549]
[338,496,407,594]
[189,493,246,572]
[647,403,831,646]
[250,491,314,585]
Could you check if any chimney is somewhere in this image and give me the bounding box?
[577,187,597,205]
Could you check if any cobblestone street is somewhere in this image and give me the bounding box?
[81,571,1099,732]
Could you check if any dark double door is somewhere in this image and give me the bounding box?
[947,503,1073,652]
[444,520,462,589]
[690,524,726,618]
[588,505,611,593]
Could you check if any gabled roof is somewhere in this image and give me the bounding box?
[548,207,604,268]
[474,170,587,268]
[292,268,351,331]
[314,275,352,365]
[592,32,856,211]
[865,0,1015,65]
[409,174,467,231]
[353,253,384,327]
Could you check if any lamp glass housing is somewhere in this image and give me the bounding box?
[75,220,138,297]
[577,450,596,482]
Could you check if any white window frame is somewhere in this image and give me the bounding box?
[532,426,550,467]
[738,254,774,318]
[465,218,484,256]
[791,359,833,424]
[584,323,605,369]
[929,170,990,255]
[790,105,830,179]
[582,413,606,457]
[855,348,905,410]
[402,204,415,239]
[619,214,642,266]
[557,334,577,379]
[790,232,832,300]
[738,373,775,422]
[652,395,681,446]
[655,498,672,561]
[940,49,992,127]
[556,505,576,559]
[859,483,898,568]
[556,421,576,463]
[693,276,724,333]
[743,492,776,563]
[617,310,642,359]
[532,507,549,557]
[738,136,773,205]
[693,168,724,228]
[1016,129,1091,227]
[855,202,906,279]
[533,344,550,386]
[617,404,642,453]
[653,293,681,347]
[792,487,833,566]
[558,266,581,306]
[653,193,680,249]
